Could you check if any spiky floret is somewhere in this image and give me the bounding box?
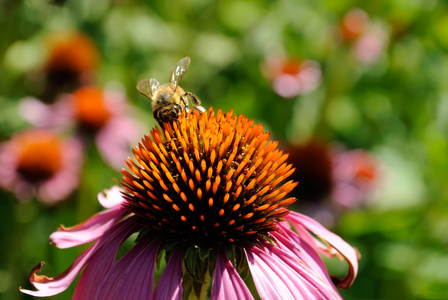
[122,108,297,249]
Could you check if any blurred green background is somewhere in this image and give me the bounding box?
[1,0,447,299]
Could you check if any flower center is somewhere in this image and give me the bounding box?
[16,131,63,183]
[72,86,111,131]
[281,60,302,75]
[340,9,368,41]
[287,141,333,202]
[43,32,99,96]
[45,32,98,75]
[122,108,297,249]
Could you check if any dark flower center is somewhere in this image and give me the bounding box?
[72,87,111,131]
[286,141,333,202]
[45,32,98,75]
[43,33,98,98]
[16,132,63,183]
[122,108,297,249]
[281,60,302,75]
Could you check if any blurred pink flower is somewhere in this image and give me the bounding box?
[262,57,321,98]
[21,109,358,299]
[338,9,388,64]
[331,149,379,209]
[352,27,388,64]
[286,140,379,226]
[19,86,143,171]
[0,129,82,204]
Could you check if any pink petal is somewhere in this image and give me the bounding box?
[291,222,340,258]
[211,250,254,300]
[73,219,139,299]
[20,247,97,297]
[97,186,127,208]
[93,238,161,300]
[271,228,336,290]
[286,211,359,288]
[18,97,73,129]
[50,206,128,249]
[96,116,143,171]
[20,219,137,297]
[245,246,295,299]
[263,241,342,299]
[154,248,184,300]
[245,244,341,300]
[273,74,302,98]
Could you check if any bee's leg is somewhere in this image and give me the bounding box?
[186,92,206,113]
[154,110,163,126]
[173,104,182,120]
[186,92,201,105]
[180,95,190,114]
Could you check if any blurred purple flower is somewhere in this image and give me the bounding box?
[0,129,82,204]
[21,109,358,299]
[262,57,321,98]
[19,86,143,171]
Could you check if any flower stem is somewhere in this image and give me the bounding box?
[198,272,210,300]
[185,272,211,300]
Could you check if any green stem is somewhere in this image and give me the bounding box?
[198,272,211,300]
[185,272,211,300]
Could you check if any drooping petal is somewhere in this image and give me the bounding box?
[50,206,128,249]
[245,244,340,300]
[262,241,342,299]
[286,211,359,288]
[93,237,161,300]
[289,220,340,259]
[20,219,137,297]
[73,218,139,300]
[211,250,254,300]
[20,246,97,297]
[271,228,336,290]
[154,248,184,300]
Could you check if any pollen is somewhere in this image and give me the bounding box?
[122,108,297,248]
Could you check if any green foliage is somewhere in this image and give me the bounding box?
[1,0,447,299]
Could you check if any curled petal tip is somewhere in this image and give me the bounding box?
[29,261,46,282]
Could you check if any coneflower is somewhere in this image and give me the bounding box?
[261,56,321,98]
[42,30,99,98]
[21,108,358,299]
[0,129,82,204]
[19,86,144,171]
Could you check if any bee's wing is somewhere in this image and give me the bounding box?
[137,78,160,99]
[170,57,191,91]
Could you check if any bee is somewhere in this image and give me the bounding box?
[137,57,206,126]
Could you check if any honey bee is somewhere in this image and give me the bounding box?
[137,57,205,125]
